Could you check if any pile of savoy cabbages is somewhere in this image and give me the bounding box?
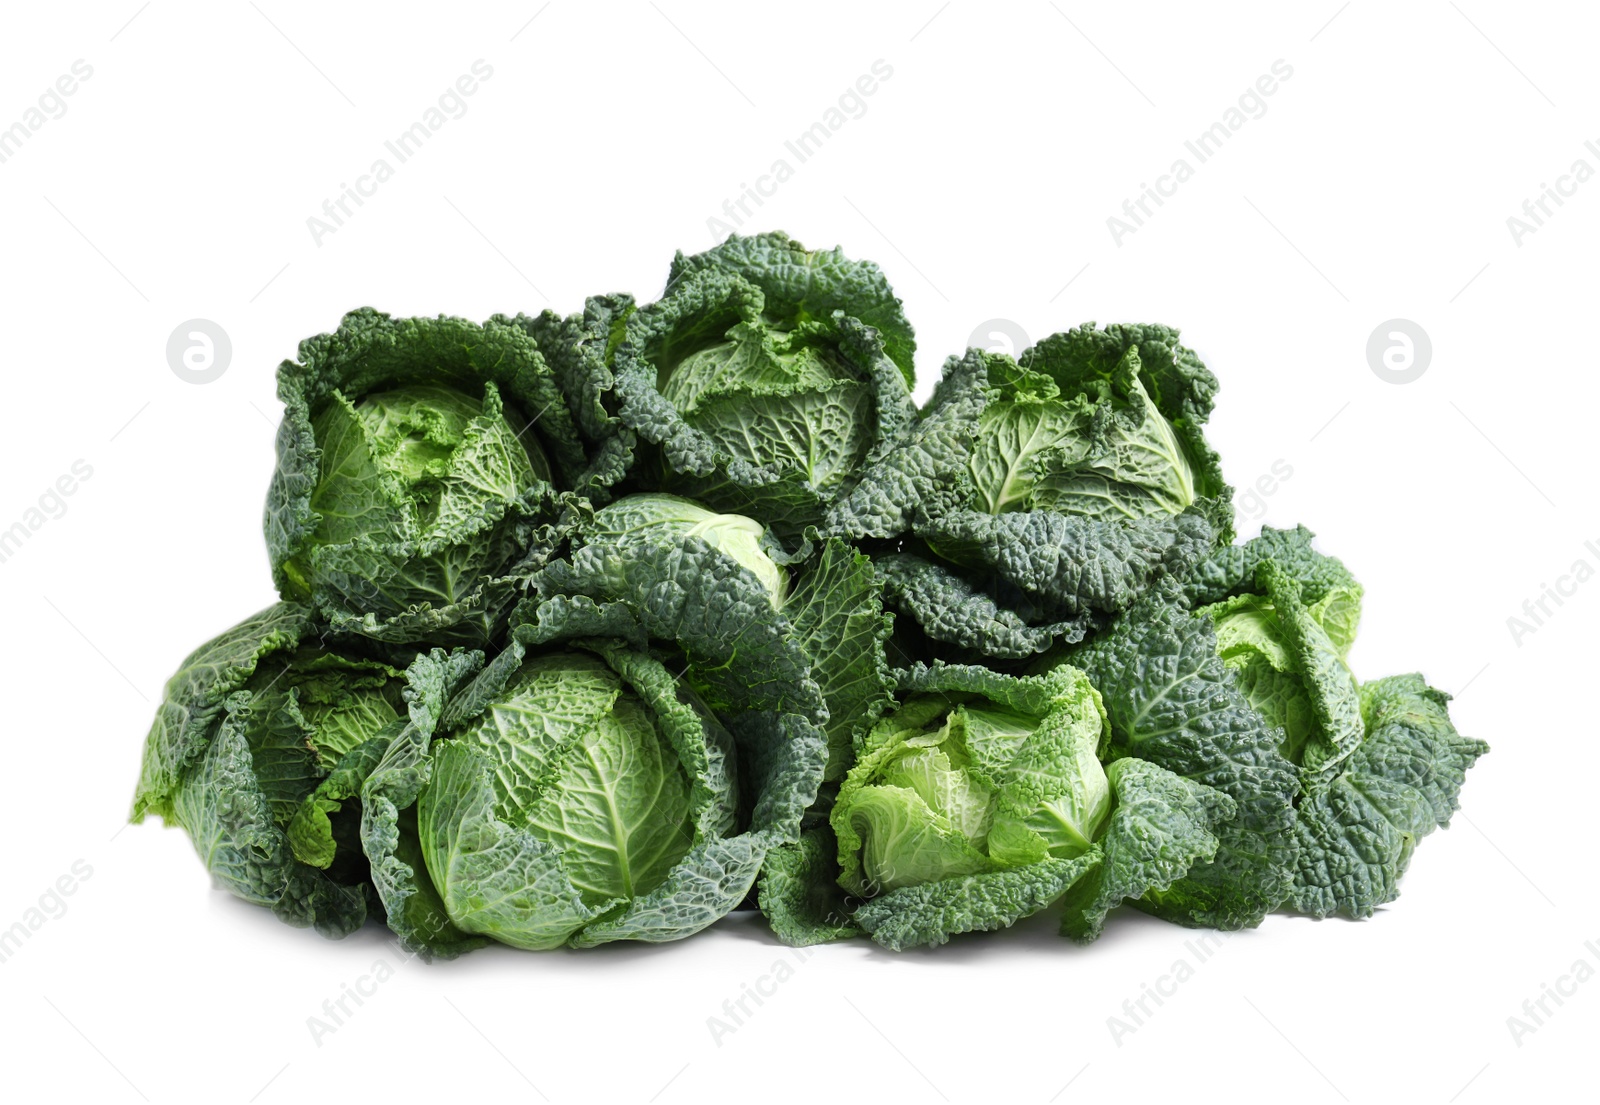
[130,232,1485,954]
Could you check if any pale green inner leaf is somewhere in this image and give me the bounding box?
[450,652,694,905]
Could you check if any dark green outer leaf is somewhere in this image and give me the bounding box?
[783,538,895,780]
[500,296,636,442]
[735,710,830,842]
[1290,674,1488,919]
[499,298,639,502]
[895,659,1089,720]
[823,348,989,541]
[854,850,1101,951]
[310,492,589,650]
[758,825,863,946]
[1067,591,1300,929]
[1059,757,1236,943]
[611,270,765,483]
[132,602,312,822]
[917,502,1217,618]
[876,553,1088,661]
[172,699,367,937]
[516,532,826,723]
[360,647,489,959]
[1185,524,1359,608]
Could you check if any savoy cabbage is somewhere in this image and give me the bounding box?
[1187,528,1488,919]
[130,231,1486,955]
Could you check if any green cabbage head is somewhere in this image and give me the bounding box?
[415,640,757,949]
[267,310,592,647]
[829,663,1111,948]
[837,674,1108,894]
[284,382,548,629]
[880,324,1232,658]
[611,233,918,537]
[130,603,418,937]
[1184,526,1489,920]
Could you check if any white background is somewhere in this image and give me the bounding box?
[0,2,1592,1102]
